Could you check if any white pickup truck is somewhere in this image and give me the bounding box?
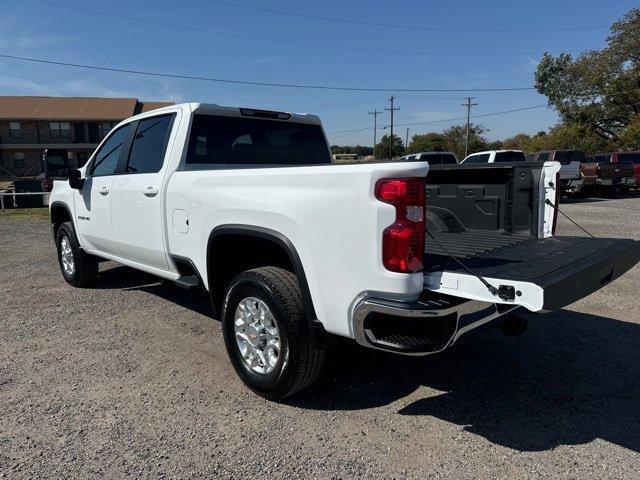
[50,103,640,399]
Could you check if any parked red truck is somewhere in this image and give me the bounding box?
[579,154,636,194]
[609,151,640,188]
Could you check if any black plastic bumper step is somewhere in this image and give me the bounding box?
[175,275,200,290]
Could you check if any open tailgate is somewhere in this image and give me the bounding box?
[423,236,640,312]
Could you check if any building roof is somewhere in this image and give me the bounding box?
[0,96,174,121]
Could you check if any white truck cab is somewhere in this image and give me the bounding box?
[49,103,640,399]
[461,149,527,164]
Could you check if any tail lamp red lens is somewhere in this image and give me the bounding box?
[375,177,426,273]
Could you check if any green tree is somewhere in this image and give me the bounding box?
[535,8,640,144]
[330,145,374,156]
[375,134,405,159]
[519,123,612,154]
[441,124,489,159]
[407,132,447,154]
[502,133,531,150]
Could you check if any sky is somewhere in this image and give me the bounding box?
[0,0,637,146]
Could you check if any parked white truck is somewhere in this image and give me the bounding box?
[50,103,640,399]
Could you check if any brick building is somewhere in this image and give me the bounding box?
[0,96,173,177]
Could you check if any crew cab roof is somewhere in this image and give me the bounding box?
[191,103,322,125]
[110,102,323,130]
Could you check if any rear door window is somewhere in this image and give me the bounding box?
[427,154,457,165]
[125,114,175,174]
[91,125,130,176]
[465,154,489,164]
[537,152,550,161]
[186,114,331,166]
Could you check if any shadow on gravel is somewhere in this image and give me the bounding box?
[89,265,640,453]
[293,309,640,453]
[93,265,213,317]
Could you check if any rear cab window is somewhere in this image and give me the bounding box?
[424,154,457,165]
[568,151,585,163]
[494,151,527,163]
[185,114,331,167]
[618,153,640,164]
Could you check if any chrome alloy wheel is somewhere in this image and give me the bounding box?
[234,297,281,374]
[60,235,75,276]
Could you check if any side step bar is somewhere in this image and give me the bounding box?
[171,256,203,290]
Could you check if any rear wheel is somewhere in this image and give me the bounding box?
[222,267,325,400]
[56,222,98,287]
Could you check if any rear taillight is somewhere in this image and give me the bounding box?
[551,172,560,235]
[375,177,426,273]
[42,179,53,192]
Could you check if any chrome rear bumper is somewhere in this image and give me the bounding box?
[352,293,521,356]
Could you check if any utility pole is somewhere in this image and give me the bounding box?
[368,109,382,160]
[405,128,409,151]
[461,96,477,158]
[385,95,400,159]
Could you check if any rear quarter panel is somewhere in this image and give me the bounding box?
[166,162,429,337]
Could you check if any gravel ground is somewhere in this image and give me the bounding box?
[1,194,640,479]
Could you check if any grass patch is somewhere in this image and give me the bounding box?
[0,207,50,220]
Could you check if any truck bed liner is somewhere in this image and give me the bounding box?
[426,230,531,261]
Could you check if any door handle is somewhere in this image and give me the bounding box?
[143,186,158,197]
[99,186,109,195]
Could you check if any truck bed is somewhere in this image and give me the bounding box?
[423,162,640,311]
[425,229,531,261]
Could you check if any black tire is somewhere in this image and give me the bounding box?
[56,221,99,287]
[222,267,325,400]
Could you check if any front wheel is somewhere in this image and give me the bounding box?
[222,267,325,400]
[56,222,99,287]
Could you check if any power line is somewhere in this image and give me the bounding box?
[0,53,537,93]
[210,0,608,33]
[326,104,549,134]
[37,1,592,57]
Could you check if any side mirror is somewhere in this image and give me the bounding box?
[68,169,85,190]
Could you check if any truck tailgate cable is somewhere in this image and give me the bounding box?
[544,199,595,238]
[425,229,499,297]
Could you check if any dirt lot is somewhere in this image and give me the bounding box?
[1,195,640,479]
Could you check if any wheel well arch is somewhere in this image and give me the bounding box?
[206,225,317,323]
[50,202,73,239]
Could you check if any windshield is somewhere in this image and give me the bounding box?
[186,114,331,166]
